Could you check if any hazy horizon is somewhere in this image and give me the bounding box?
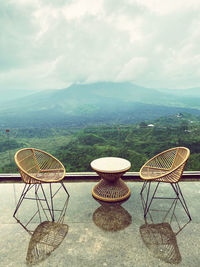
[1,81,200,102]
[1,0,200,93]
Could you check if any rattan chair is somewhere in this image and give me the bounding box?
[140,147,191,220]
[13,148,69,221]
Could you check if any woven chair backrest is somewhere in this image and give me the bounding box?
[147,149,177,170]
[15,148,64,184]
[141,147,190,183]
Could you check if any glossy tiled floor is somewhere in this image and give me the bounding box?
[0,181,200,267]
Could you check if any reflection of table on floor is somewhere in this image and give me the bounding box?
[91,157,131,202]
[93,202,132,231]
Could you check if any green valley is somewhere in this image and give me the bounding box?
[1,112,200,173]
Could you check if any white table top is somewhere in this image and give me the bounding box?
[90,157,131,173]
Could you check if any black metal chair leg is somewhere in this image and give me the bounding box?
[34,184,52,221]
[144,182,160,218]
[140,181,151,214]
[13,184,33,218]
[39,184,55,221]
[171,183,191,221]
[140,181,148,195]
[49,183,55,221]
[61,182,70,197]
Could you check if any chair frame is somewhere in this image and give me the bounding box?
[14,187,69,235]
[13,148,69,221]
[139,147,191,221]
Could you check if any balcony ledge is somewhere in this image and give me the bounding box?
[0,171,200,182]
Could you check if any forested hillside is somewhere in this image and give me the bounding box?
[1,113,200,173]
[1,82,200,128]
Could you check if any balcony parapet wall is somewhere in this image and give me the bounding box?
[0,171,200,182]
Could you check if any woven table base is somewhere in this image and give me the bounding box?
[92,178,130,202]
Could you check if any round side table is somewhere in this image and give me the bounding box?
[91,157,131,202]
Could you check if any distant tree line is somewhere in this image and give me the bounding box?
[1,112,200,172]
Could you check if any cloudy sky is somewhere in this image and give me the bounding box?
[1,0,200,92]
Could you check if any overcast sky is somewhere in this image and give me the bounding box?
[1,0,200,92]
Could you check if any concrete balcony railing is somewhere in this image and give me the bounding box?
[0,171,200,182]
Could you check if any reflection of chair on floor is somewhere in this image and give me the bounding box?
[93,200,132,232]
[140,222,181,264]
[140,147,191,220]
[14,192,69,265]
[13,148,69,221]
[139,188,191,264]
[26,220,68,265]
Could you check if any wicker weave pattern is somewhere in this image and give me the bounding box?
[92,178,130,202]
[93,204,132,231]
[15,148,65,184]
[26,221,68,264]
[140,223,181,264]
[147,149,177,170]
[140,147,190,183]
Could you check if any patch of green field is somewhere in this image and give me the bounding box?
[1,113,200,173]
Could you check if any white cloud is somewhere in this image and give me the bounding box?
[117,57,148,81]
[137,0,200,15]
[0,58,63,90]
[62,0,104,20]
[0,0,200,91]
